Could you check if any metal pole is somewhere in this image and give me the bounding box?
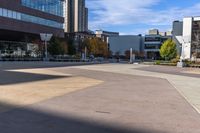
[85,46,87,60]
[45,41,47,60]
[130,48,133,63]
[0,50,1,60]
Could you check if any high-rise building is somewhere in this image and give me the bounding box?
[64,0,88,33]
[83,7,88,32]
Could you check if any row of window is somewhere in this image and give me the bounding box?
[145,44,161,49]
[0,8,63,29]
[145,37,169,43]
[21,0,64,17]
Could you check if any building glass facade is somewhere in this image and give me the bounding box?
[21,0,64,17]
[0,7,63,29]
[144,34,172,59]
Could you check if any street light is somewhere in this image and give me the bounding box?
[40,33,53,61]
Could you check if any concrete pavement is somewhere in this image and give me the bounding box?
[0,62,200,133]
[73,64,200,114]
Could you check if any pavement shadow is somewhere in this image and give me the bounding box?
[0,70,69,85]
[0,102,166,133]
[0,62,98,71]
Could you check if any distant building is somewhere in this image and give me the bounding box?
[174,17,200,60]
[159,31,172,36]
[144,29,172,59]
[166,31,172,36]
[95,30,119,42]
[65,31,95,41]
[109,35,143,56]
[172,21,183,55]
[64,0,88,33]
[149,29,159,35]
[159,32,167,36]
[95,30,119,51]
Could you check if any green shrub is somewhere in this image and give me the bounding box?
[160,39,177,60]
[182,60,194,66]
[170,56,180,63]
[155,60,161,65]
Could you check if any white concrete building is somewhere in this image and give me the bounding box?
[175,17,200,60]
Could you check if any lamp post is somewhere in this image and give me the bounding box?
[40,33,53,61]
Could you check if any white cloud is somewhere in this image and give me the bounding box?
[87,0,160,29]
[86,0,200,34]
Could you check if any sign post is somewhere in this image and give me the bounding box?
[40,33,53,61]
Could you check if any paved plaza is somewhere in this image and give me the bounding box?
[0,62,200,133]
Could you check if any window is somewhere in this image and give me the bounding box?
[3,9,7,17]
[21,0,64,16]
[0,7,63,29]
[0,8,2,16]
[7,10,12,18]
[145,37,161,42]
[12,11,17,19]
[16,12,21,20]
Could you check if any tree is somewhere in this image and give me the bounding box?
[30,39,43,57]
[124,50,130,59]
[67,38,76,55]
[48,37,68,56]
[160,39,177,60]
[82,37,108,57]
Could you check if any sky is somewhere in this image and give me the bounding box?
[86,0,200,35]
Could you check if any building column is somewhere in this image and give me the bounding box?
[182,17,193,59]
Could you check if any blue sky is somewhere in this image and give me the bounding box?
[86,0,200,35]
